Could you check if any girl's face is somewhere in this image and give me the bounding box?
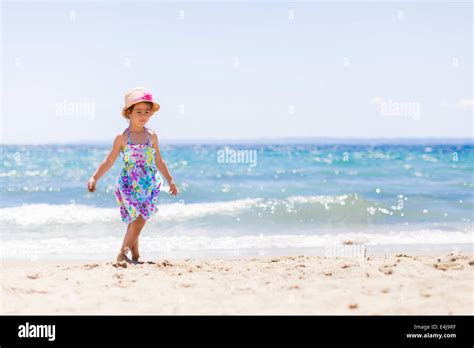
[127,102,152,125]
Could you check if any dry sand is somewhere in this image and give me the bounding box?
[1,252,473,314]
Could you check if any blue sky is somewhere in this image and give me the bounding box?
[1,1,472,144]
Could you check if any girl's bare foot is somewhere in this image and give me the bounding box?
[131,255,144,264]
[116,247,132,263]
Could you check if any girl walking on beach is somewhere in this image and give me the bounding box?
[87,87,178,263]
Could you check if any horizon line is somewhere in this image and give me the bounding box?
[1,136,473,146]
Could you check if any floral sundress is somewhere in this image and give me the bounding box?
[114,127,162,224]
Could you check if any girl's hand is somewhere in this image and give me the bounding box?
[168,180,178,196]
[87,177,97,192]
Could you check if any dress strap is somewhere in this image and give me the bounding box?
[127,127,132,145]
[144,127,152,146]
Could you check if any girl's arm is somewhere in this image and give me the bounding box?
[151,132,178,196]
[87,135,124,192]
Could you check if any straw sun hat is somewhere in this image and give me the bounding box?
[122,87,160,118]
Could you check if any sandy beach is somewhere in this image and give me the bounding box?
[1,251,473,315]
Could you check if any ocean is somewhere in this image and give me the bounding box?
[1,142,473,259]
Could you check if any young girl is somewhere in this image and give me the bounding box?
[87,87,178,263]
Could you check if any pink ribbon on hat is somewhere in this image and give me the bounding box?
[131,93,153,103]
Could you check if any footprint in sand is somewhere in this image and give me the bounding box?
[432,255,464,270]
[112,274,135,288]
[84,263,100,270]
[157,260,173,267]
[27,289,47,294]
[27,273,40,279]
[395,254,413,258]
[179,283,193,288]
[379,266,393,275]
[112,261,128,268]
[114,280,131,288]
[434,263,464,271]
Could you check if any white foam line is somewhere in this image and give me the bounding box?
[0,196,358,225]
[1,230,472,259]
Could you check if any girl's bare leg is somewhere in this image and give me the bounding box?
[131,235,141,262]
[116,224,132,262]
[117,216,146,262]
[131,238,139,260]
[131,218,147,262]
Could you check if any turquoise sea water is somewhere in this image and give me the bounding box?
[0,142,472,259]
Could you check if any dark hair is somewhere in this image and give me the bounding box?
[125,101,153,117]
